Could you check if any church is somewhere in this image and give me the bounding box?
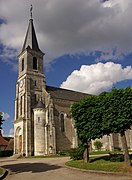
[14,13,132,156]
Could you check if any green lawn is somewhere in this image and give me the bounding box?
[66,157,132,175]
[89,150,123,155]
[0,168,4,175]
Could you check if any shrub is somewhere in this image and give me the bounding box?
[0,150,13,157]
[94,141,103,151]
[69,146,84,160]
[109,153,124,162]
[58,150,69,156]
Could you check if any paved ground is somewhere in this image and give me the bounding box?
[0,157,132,180]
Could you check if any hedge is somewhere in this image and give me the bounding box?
[0,150,13,157]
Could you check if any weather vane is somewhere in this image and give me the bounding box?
[30,4,33,19]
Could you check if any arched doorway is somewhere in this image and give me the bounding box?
[15,127,22,154]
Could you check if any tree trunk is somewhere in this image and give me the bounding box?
[120,131,131,166]
[83,142,89,163]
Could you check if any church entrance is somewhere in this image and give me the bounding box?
[15,127,22,154]
[19,135,22,153]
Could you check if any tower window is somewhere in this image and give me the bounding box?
[20,96,23,116]
[38,117,40,123]
[60,113,65,132]
[33,57,37,70]
[22,58,24,71]
[34,94,37,103]
[35,80,37,86]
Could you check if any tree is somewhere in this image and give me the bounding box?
[71,95,105,162]
[0,112,4,130]
[94,141,103,151]
[101,87,132,166]
[71,87,132,165]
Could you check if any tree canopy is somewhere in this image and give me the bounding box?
[71,87,132,165]
[101,87,132,134]
[71,95,104,144]
[0,112,3,130]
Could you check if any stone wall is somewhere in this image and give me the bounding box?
[53,98,77,152]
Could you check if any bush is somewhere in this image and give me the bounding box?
[109,153,124,162]
[0,150,13,157]
[94,141,103,151]
[69,146,84,160]
[58,150,69,156]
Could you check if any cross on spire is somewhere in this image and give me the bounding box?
[30,4,33,19]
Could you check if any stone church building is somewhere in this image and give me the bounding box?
[14,15,132,156]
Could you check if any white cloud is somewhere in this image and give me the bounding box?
[2,128,14,137]
[2,112,10,120]
[61,62,132,94]
[8,128,14,137]
[0,0,132,66]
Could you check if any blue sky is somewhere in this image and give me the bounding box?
[0,0,132,136]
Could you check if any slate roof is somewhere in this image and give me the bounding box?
[22,19,40,52]
[46,86,91,102]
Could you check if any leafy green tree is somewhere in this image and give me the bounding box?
[71,87,132,165]
[101,87,132,166]
[71,95,105,162]
[0,112,4,130]
[94,141,103,151]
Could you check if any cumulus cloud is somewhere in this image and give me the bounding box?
[0,0,132,66]
[8,128,14,137]
[61,62,132,94]
[2,112,10,120]
[2,128,14,137]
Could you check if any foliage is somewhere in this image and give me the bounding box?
[0,112,4,130]
[100,87,132,165]
[71,87,132,165]
[71,95,104,143]
[69,145,85,160]
[94,141,103,151]
[0,150,13,157]
[58,150,69,156]
[3,137,12,142]
[100,87,132,134]
[108,153,124,162]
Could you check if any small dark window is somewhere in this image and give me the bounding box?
[22,58,24,71]
[35,80,37,86]
[20,96,23,116]
[60,113,65,132]
[38,117,40,123]
[34,94,37,102]
[33,57,37,70]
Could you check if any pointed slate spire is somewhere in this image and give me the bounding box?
[22,5,40,52]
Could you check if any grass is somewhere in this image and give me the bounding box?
[89,150,122,155]
[0,168,4,175]
[66,156,132,175]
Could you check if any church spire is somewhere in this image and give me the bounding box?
[22,5,40,52]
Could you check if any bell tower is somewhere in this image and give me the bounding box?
[14,6,45,156]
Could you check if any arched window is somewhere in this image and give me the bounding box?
[33,57,37,70]
[60,113,65,132]
[22,58,24,71]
